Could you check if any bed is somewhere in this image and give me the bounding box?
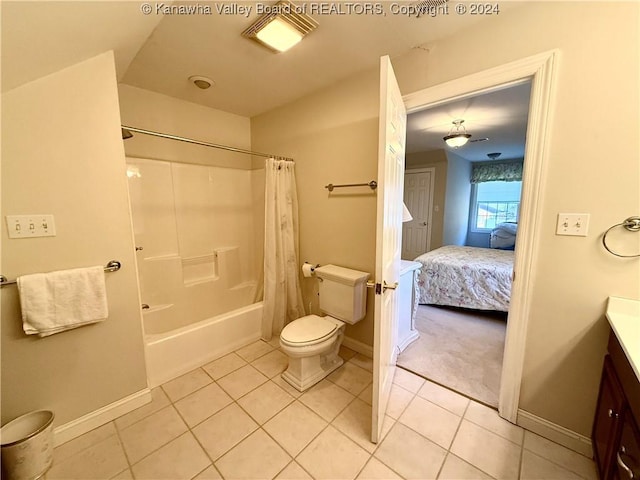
[414,245,514,312]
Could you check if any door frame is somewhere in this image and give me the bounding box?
[404,167,435,257]
[401,50,559,422]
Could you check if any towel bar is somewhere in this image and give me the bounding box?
[324,180,377,192]
[0,260,121,287]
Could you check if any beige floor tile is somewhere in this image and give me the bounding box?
[236,340,275,362]
[110,468,133,479]
[374,422,447,480]
[115,387,170,430]
[358,384,373,405]
[399,395,462,449]
[263,401,328,457]
[272,374,304,398]
[339,345,358,361]
[215,429,291,479]
[350,353,374,372]
[276,461,313,479]
[357,457,403,479]
[393,368,425,393]
[237,381,294,424]
[328,362,373,396]
[332,398,376,453]
[521,450,584,480]
[437,453,494,479]
[47,434,128,480]
[131,432,211,479]
[523,431,597,480]
[417,381,470,417]
[193,465,223,479]
[252,349,290,378]
[217,364,269,399]
[266,335,283,348]
[450,420,521,480]
[203,352,247,380]
[119,405,188,464]
[299,379,355,421]
[161,368,212,402]
[386,383,415,419]
[54,422,117,464]
[297,425,371,480]
[174,381,233,427]
[192,403,258,460]
[465,401,524,445]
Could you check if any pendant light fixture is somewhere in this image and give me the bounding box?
[443,119,472,148]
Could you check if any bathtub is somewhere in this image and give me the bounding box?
[144,301,263,387]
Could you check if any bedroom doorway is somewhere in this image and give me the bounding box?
[394,50,558,422]
[397,81,531,408]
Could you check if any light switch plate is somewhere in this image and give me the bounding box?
[6,214,56,238]
[556,213,590,236]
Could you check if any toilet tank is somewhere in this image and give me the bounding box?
[315,264,370,324]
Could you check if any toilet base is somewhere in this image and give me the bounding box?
[281,352,344,392]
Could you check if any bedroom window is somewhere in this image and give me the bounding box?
[472,180,522,231]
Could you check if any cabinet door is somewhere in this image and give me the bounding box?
[593,356,626,480]
[615,412,640,480]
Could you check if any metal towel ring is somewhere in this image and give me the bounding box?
[602,216,640,258]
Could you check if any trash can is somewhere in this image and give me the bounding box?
[1,410,55,480]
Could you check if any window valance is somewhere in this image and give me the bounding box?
[471,160,523,183]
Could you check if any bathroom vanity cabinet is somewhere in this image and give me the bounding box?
[592,330,640,480]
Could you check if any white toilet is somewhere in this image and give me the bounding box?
[280,264,370,391]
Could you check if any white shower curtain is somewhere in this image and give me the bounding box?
[262,158,305,341]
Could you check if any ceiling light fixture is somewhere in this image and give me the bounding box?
[487,152,502,160]
[443,119,472,148]
[242,0,318,53]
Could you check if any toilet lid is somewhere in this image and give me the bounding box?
[280,315,338,345]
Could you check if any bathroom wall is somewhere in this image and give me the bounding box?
[0,52,148,427]
[252,1,639,437]
[251,71,380,346]
[118,84,252,169]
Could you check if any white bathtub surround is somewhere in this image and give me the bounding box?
[145,302,263,387]
[262,158,305,341]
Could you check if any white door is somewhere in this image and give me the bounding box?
[372,56,407,443]
[402,169,434,260]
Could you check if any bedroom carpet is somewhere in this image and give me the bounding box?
[396,305,507,407]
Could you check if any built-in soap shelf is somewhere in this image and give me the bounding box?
[182,247,243,288]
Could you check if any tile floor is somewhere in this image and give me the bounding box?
[45,340,598,480]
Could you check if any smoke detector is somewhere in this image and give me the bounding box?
[189,75,214,89]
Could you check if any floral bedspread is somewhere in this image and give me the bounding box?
[414,245,514,312]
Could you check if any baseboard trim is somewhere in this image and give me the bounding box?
[517,409,593,458]
[53,388,152,447]
[342,336,373,358]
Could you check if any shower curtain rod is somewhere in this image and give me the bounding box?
[121,125,294,162]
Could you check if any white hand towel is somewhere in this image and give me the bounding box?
[17,266,109,337]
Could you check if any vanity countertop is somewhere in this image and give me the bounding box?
[606,296,640,381]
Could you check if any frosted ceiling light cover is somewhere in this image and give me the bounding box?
[256,17,303,52]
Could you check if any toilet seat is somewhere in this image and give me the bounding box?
[280,315,339,347]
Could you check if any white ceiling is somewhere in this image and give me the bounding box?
[2,0,522,117]
[407,81,532,161]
